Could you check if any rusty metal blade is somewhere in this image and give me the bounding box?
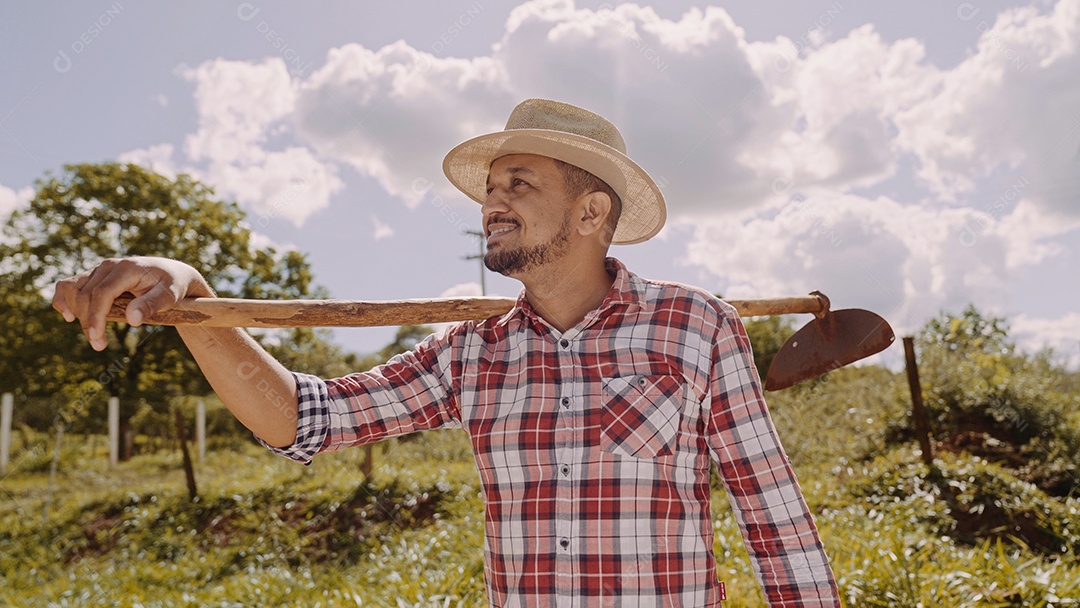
[763,308,896,391]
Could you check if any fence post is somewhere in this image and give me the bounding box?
[45,418,66,516]
[108,396,119,468]
[196,400,206,462]
[903,336,935,467]
[174,408,198,500]
[1,393,13,476]
[362,444,374,479]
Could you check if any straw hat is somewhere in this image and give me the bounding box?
[442,98,666,244]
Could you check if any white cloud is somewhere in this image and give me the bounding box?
[684,190,1030,336]
[427,282,487,334]
[118,143,178,178]
[245,228,296,255]
[991,199,1080,267]
[371,214,394,240]
[145,0,1077,234]
[893,0,1080,211]
[121,58,344,227]
[206,146,342,227]
[1012,312,1080,369]
[495,2,778,214]
[110,0,1079,348]
[439,282,483,298]
[182,58,297,164]
[284,2,825,215]
[294,41,510,206]
[0,183,33,219]
[740,25,940,191]
[669,0,1080,341]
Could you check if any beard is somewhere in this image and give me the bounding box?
[484,212,573,276]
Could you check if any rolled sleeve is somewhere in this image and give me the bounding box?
[255,372,330,464]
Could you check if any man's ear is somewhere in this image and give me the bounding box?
[576,191,613,240]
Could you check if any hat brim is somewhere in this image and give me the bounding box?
[442,129,666,245]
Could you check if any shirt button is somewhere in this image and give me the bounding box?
[560,397,571,408]
[560,464,571,477]
[559,538,569,549]
[560,339,570,348]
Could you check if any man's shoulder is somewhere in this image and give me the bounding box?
[633,270,730,309]
[633,274,737,324]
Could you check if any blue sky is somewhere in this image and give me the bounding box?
[2,0,1077,367]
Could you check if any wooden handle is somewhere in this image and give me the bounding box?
[106,293,827,328]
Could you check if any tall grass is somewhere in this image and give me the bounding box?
[2,417,1079,606]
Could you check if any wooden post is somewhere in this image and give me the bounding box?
[196,400,206,462]
[174,408,198,500]
[108,396,119,468]
[362,444,374,479]
[45,419,65,516]
[903,337,935,466]
[1,393,12,476]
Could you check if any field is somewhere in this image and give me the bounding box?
[2,367,1079,607]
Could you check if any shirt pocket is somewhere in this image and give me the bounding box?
[600,374,683,459]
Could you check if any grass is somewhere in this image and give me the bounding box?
[2,375,1079,607]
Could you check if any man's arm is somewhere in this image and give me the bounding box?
[705,309,841,606]
[52,256,299,447]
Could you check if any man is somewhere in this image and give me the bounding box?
[54,99,841,606]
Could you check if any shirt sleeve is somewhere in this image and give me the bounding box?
[257,325,463,465]
[705,310,841,606]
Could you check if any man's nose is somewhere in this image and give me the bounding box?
[481,187,510,216]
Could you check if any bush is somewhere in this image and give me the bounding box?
[765,365,910,467]
[912,306,1080,497]
[844,448,1080,555]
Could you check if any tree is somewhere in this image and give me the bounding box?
[743,315,796,381]
[0,163,332,458]
[346,326,435,375]
[913,305,1079,496]
[0,290,99,430]
[264,327,361,379]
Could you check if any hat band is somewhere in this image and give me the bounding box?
[494,134,629,194]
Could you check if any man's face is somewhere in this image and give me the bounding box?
[482,154,576,277]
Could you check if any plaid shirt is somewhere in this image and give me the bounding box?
[262,258,840,606]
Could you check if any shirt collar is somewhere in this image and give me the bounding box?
[495,257,647,328]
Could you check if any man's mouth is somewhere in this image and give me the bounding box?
[486,222,518,241]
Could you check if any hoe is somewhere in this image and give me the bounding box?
[108,291,894,390]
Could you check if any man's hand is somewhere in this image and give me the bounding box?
[52,256,213,351]
[52,256,299,447]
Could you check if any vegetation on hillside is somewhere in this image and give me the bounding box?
[0,163,341,461]
[0,167,1075,606]
[1,304,1077,606]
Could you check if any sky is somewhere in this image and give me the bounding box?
[1,0,1078,368]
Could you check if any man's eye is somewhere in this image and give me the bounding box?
[512,179,528,188]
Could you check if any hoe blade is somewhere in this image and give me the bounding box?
[764,308,896,391]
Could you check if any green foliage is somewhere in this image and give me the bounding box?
[264,327,361,379]
[2,299,1078,605]
[389,428,476,464]
[845,449,1080,554]
[765,365,910,466]
[824,448,1080,606]
[0,292,94,399]
[353,325,437,372]
[0,437,487,607]
[913,305,1080,496]
[2,425,1079,606]
[742,315,795,380]
[0,163,351,447]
